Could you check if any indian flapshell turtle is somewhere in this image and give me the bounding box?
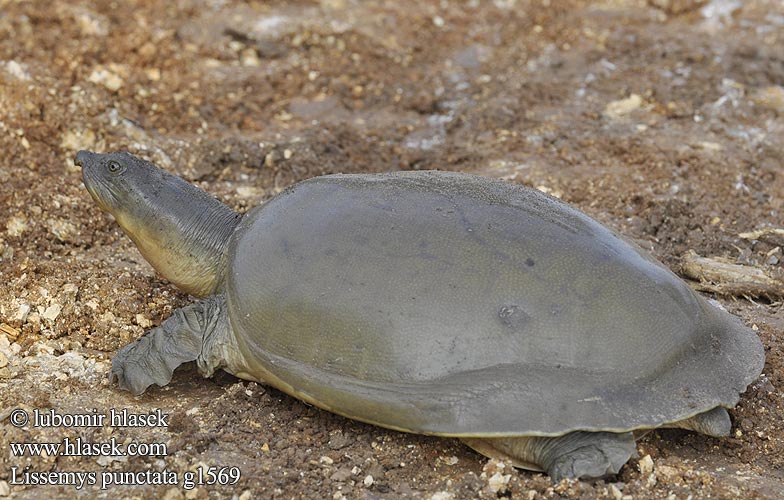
[76,150,765,480]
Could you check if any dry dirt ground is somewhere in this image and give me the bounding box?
[0,0,783,498]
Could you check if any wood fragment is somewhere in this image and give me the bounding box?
[0,323,20,340]
[738,227,784,241]
[681,250,784,300]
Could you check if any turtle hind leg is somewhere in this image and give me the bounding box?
[463,431,636,481]
[111,294,229,395]
[667,406,731,437]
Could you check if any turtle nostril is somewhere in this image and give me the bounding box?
[74,150,91,168]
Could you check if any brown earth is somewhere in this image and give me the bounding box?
[0,0,783,498]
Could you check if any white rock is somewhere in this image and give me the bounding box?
[47,218,77,242]
[240,48,260,67]
[696,141,722,151]
[605,94,643,118]
[61,129,97,151]
[16,303,30,322]
[76,12,108,36]
[5,216,28,237]
[0,480,9,496]
[135,314,152,329]
[2,60,30,80]
[488,471,511,493]
[639,454,654,475]
[363,475,374,487]
[88,66,124,92]
[42,304,62,321]
[96,454,128,466]
[236,186,262,198]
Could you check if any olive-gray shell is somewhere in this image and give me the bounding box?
[225,171,764,436]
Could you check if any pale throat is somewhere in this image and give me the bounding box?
[118,215,218,298]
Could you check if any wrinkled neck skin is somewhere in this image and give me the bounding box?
[114,179,242,298]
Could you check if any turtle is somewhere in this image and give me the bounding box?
[75,150,764,481]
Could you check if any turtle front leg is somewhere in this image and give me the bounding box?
[111,294,230,395]
[463,431,636,481]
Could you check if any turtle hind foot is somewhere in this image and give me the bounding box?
[543,431,636,482]
[111,295,227,395]
[669,406,731,437]
[464,431,636,482]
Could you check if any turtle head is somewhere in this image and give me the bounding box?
[76,150,241,297]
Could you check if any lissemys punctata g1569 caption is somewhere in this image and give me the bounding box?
[75,150,764,481]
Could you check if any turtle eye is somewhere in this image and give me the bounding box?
[107,161,124,174]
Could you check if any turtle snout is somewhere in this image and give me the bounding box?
[74,150,95,168]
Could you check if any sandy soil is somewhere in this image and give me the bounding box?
[0,0,782,498]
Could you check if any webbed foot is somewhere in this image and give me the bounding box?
[111,294,228,395]
[668,406,731,437]
[463,431,636,481]
[544,432,636,482]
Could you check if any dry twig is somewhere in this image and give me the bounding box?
[681,250,784,300]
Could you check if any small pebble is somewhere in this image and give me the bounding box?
[2,60,30,80]
[88,66,124,92]
[5,216,28,237]
[656,464,679,482]
[329,467,351,482]
[42,304,62,322]
[605,94,643,118]
[639,454,654,475]
[135,314,153,329]
[487,471,511,493]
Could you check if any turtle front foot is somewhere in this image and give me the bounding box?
[111,302,208,395]
[111,295,230,395]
